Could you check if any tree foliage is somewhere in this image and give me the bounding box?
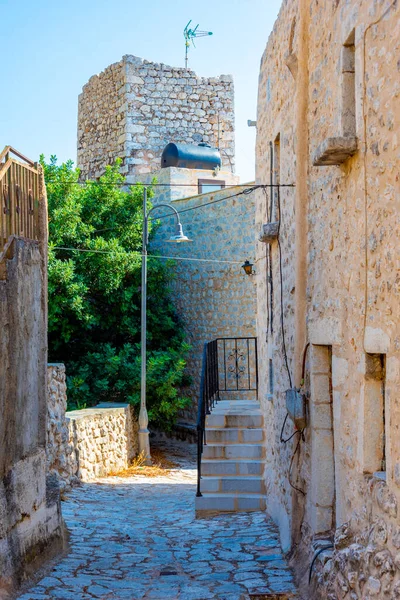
[42,156,190,429]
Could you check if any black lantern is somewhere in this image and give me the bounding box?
[242,260,255,276]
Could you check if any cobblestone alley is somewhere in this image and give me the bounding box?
[17,443,298,600]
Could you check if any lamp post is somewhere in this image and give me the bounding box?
[139,187,191,464]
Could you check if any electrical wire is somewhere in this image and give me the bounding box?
[52,247,247,265]
[276,181,304,471]
[262,187,271,337]
[57,185,260,239]
[45,180,295,188]
[301,342,310,387]
[288,430,306,496]
[308,545,334,584]
[277,184,293,389]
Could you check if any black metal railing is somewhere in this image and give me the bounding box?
[196,337,258,497]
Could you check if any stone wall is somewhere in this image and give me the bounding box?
[46,364,77,491]
[77,55,235,180]
[0,233,64,596]
[46,364,138,484]
[255,0,400,598]
[67,404,138,480]
[150,171,257,422]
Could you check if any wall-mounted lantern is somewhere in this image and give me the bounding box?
[242,260,255,276]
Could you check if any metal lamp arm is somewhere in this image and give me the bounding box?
[145,203,180,245]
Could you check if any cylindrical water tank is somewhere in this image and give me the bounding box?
[161,142,221,170]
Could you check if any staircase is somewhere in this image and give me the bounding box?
[195,399,266,514]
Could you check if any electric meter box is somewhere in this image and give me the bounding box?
[285,388,307,430]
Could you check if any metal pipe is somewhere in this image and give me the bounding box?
[139,187,151,465]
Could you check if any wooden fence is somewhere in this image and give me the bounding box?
[0,146,40,248]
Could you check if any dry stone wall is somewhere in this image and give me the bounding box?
[67,404,138,480]
[78,55,235,180]
[46,364,77,491]
[256,0,400,598]
[46,364,138,485]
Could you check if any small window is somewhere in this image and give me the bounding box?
[363,353,386,475]
[198,179,225,194]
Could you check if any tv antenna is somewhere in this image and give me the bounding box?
[183,20,213,69]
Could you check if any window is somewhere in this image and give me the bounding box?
[363,353,386,475]
[198,179,225,194]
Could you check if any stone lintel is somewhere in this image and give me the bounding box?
[312,136,357,166]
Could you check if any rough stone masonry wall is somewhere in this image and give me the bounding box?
[0,237,64,597]
[67,404,138,481]
[46,364,77,491]
[77,55,235,180]
[150,180,257,422]
[256,0,400,598]
[47,364,138,484]
[255,0,299,556]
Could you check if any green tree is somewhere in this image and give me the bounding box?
[42,156,190,429]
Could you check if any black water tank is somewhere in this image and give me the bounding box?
[161,142,221,170]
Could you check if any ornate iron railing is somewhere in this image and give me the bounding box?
[196,337,258,497]
[0,146,40,248]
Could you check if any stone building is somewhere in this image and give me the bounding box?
[255,0,400,597]
[77,55,235,180]
[77,56,257,423]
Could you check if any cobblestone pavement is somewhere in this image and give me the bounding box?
[18,443,298,600]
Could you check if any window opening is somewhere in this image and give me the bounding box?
[364,353,386,474]
[198,179,225,194]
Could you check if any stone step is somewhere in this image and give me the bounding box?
[201,459,264,476]
[195,492,266,514]
[202,443,265,460]
[200,475,265,494]
[205,428,265,443]
[210,400,261,412]
[206,413,264,428]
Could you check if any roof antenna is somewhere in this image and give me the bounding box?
[184,20,213,69]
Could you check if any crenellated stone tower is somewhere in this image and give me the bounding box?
[77,54,235,181]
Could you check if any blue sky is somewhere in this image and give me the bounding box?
[1,0,281,182]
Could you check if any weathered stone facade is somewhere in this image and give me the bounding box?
[77,55,235,180]
[150,169,257,422]
[255,0,400,598]
[0,213,64,593]
[46,364,138,484]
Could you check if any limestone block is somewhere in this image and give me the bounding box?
[311,429,335,508]
[364,327,391,354]
[332,356,349,387]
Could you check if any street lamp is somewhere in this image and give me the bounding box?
[139,187,192,464]
[242,260,255,276]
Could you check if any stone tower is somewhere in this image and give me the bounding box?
[77,55,235,181]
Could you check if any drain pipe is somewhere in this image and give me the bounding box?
[294,0,310,386]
